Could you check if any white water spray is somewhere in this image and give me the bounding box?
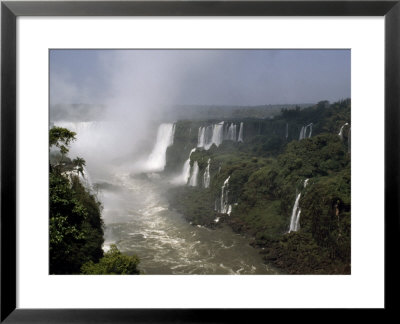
[226,123,237,141]
[79,165,94,190]
[338,122,349,139]
[189,161,199,187]
[198,122,225,150]
[238,122,244,142]
[304,178,309,188]
[61,165,93,192]
[288,178,309,233]
[203,159,211,188]
[172,148,196,185]
[299,123,313,140]
[299,126,305,140]
[210,122,224,149]
[289,193,301,233]
[146,123,175,172]
[197,127,206,147]
[220,176,231,214]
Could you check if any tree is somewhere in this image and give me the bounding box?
[81,245,140,275]
[49,127,76,165]
[49,127,105,274]
[72,157,86,177]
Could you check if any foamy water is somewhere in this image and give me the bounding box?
[100,173,276,275]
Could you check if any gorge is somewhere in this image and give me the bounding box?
[51,99,351,275]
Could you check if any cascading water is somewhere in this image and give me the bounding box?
[198,121,243,149]
[338,122,349,139]
[146,123,176,172]
[304,178,309,188]
[210,122,224,149]
[203,159,211,188]
[188,161,199,187]
[232,123,237,141]
[286,123,289,139]
[197,127,206,147]
[61,165,93,192]
[307,123,313,138]
[294,210,301,232]
[226,123,237,141]
[173,148,196,185]
[299,126,305,140]
[220,176,231,214]
[197,122,225,150]
[288,178,309,233]
[299,123,313,140]
[79,165,94,190]
[238,122,244,142]
[204,125,213,146]
[289,193,301,233]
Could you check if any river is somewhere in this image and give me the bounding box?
[98,172,276,275]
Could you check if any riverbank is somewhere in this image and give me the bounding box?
[167,189,350,275]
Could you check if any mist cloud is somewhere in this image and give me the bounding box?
[50,49,350,177]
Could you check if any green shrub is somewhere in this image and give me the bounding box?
[81,245,140,275]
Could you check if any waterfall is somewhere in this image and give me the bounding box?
[62,165,93,192]
[203,159,211,188]
[210,122,224,148]
[204,125,213,147]
[338,122,349,139]
[307,123,313,138]
[304,178,309,188]
[226,123,237,141]
[183,148,196,184]
[288,178,309,233]
[220,176,231,214]
[299,123,313,140]
[189,161,199,186]
[289,193,301,233]
[79,165,93,190]
[294,209,301,232]
[172,148,196,185]
[238,122,244,142]
[197,127,206,147]
[197,122,225,150]
[285,123,288,139]
[299,126,305,140]
[146,123,175,172]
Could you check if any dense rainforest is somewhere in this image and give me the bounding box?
[166,99,351,274]
[49,127,140,274]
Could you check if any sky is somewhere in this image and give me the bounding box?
[49,49,350,177]
[50,49,350,107]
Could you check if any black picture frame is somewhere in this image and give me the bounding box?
[1,0,399,322]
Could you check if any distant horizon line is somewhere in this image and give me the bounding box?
[50,98,351,109]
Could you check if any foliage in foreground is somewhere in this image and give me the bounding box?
[50,171,104,274]
[49,126,140,274]
[81,244,141,275]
